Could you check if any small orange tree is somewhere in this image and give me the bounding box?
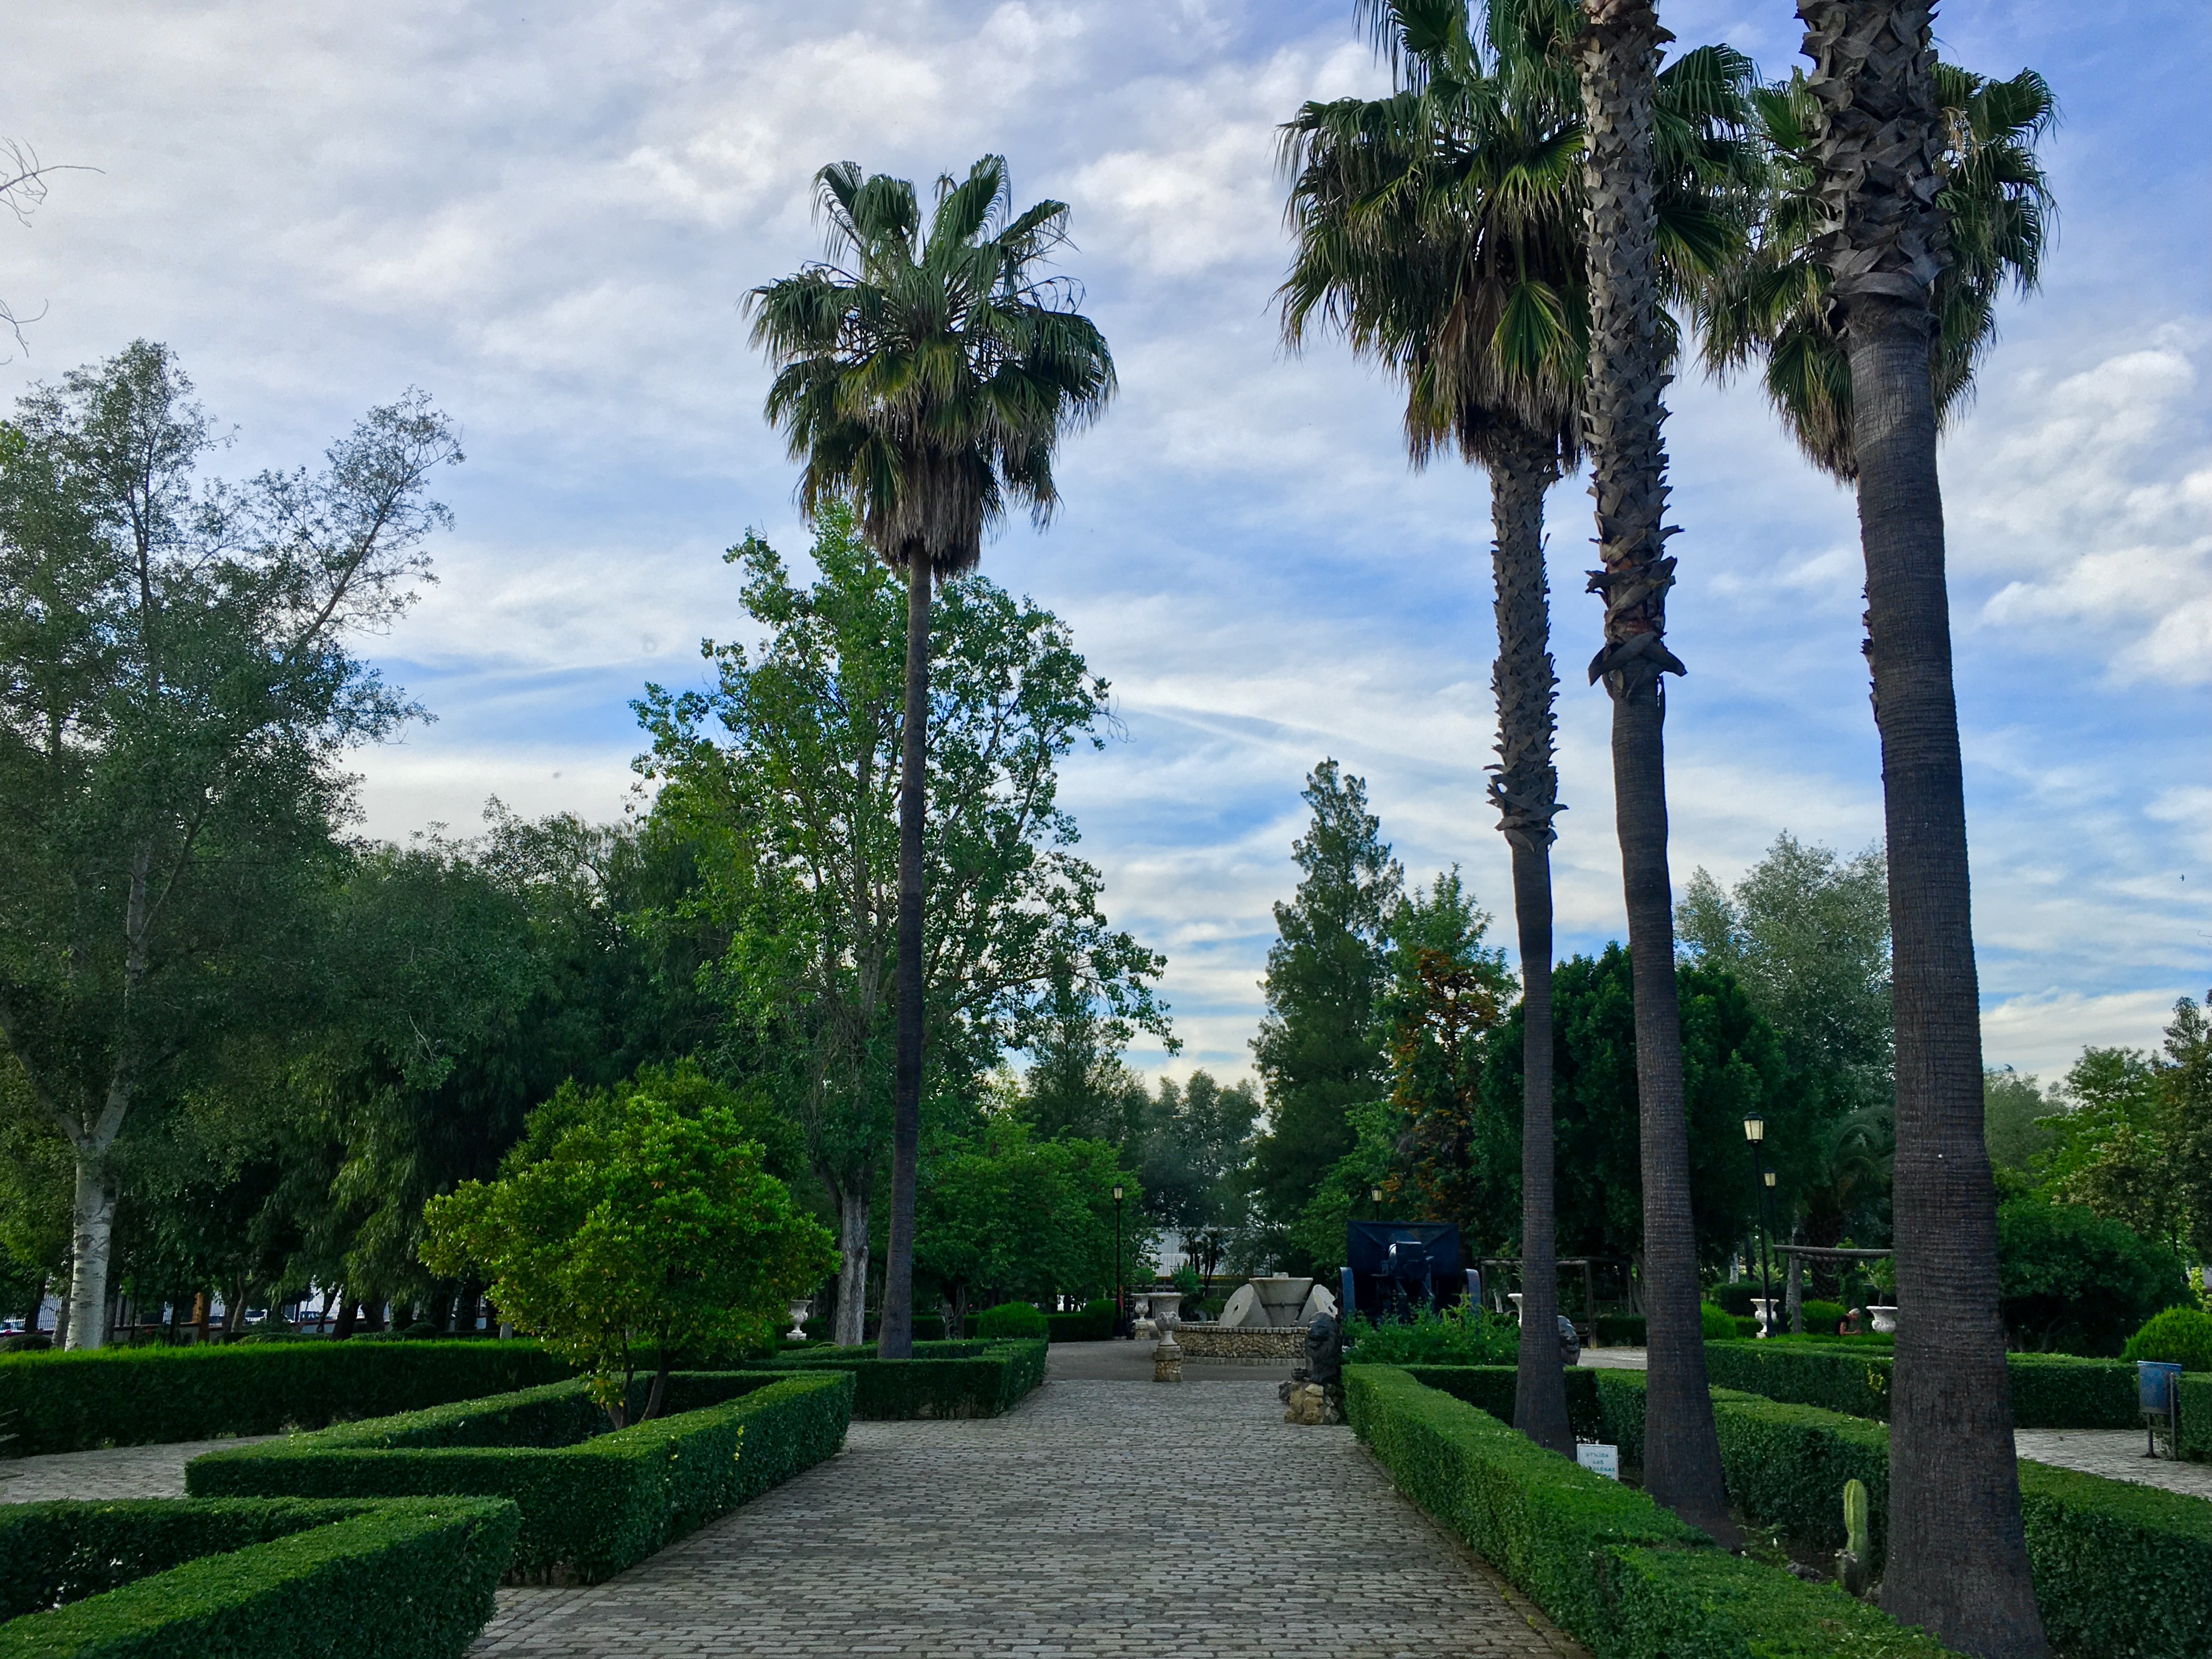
[422,1082,836,1426]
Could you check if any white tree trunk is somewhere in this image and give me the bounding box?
[834,1185,871,1347]
[65,1157,117,1352]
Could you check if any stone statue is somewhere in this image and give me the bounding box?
[1557,1314,1581,1368]
[1305,1309,1343,1385]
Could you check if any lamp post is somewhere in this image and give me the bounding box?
[1743,1113,1774,1337]
[1112,1184,1126,1339]
[1369,1185,1384,1219]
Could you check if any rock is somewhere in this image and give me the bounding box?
[1281,1380,1344,1427]
[1297,1283,1339,1326]
[1218,1284,1267,1329]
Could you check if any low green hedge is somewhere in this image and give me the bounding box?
[1593,1314,1645,1347]
[185,1370,849,1582]
[1396,1365,1605,1442]
[974,1302,1047,1340]
[1045,1304,1115,1342]
[766,1339,1045,1418]
[1701,1342,2135,1428]
[1590,1369,2211,1658]
[2178,1375,2212,1462]
[0,1497,517,1659]
[0,1340,573,1457]
[1343,1364,1955,1659]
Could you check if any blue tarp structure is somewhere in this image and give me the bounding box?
[1343,1220,1465,1321]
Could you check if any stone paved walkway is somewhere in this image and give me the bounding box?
[2016,1429,2212,1499]
[472,1377,1585,1658]
[0,1436,278,1503]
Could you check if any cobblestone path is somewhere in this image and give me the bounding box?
[0,1436,278,1503]
[2017,1429,2212,1499]
[472,1377,1585,1658]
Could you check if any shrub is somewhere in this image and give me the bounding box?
[0,1497,517,1659]
[1593,1314,1645,1347]
[1800,1298,1847,1333]
[974,1302,1048,1340]
[1999,1195,2188,1355]
[1711,1283,1757,1317]
[1344,1306,1517,1367]
[186,1369,850,1582]
[1397,1365,1604,1442]
[0,1340,574,1458]
[2179,1375,2212,1463]
[1342,1365,1953,1659]
[1043,1302,1113,1342]
[766,1339,1046,1418]
[2124,1306,2212,1373]
[1702,1340,2135,1429]
[1698,1302,1736,1341]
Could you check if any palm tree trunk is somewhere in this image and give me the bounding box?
[1574,0,1735,1544]
[1799,5,2047,1650]
[1488,441,1572,1457]
[878,552,931,1360]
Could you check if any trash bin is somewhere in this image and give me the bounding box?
[2139,1360,2183,1415]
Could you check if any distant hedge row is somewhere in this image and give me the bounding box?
[186,1369,851,1582]
[0,1496,515,1659]
[1700,1340,2135,1428]
[766,1339,1046,1418]
[0,1341,574,1457]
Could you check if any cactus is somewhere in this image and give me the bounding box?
[1837,1477,1872,1597]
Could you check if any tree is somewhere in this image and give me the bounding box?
[1139,1071,1262,1252]
[1982,1069,2054,1175]
[747,157,1116,1360]
[422,1073,836,1426]
[1994,1182,2185,1357]
[0,343,459,1348]
[634,507,1168,1345]
[1251,761,1403,1235]
[1570,0,1757,1541]
[1791,9,2059,1646]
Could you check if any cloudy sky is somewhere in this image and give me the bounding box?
[6,1,2206,1086]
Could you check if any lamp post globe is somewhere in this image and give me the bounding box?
[1742,1117,1775,1335]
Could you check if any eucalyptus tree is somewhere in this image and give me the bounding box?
[747,157,1116,1358]
[0,342,459,1348]
[1720,10,2059,1650]
[1279,0,1756,1491]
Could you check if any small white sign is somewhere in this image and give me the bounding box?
[1577,1443,1620,1480]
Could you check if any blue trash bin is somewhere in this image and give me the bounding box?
[2139,1360,2182,1414]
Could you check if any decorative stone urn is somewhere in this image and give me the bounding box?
[1151,1289,1185,1382]
[1507,1292,1526,1325]
[1131,1292,1157,1341]
[785,1299,812,1343]
[1869,1305,1899,1335]
[1752,1297,1778,1339]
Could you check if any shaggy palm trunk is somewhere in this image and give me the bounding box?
[1488,441,1572,1457]
[1799,5,2046,1649]
[878,552,931,1361]
[1575,0,1735,1543]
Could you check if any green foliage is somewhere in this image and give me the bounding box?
[0,1340,572,1457]
[1984,1067,2056,1173]
[914,1118,1140,1311]
[1478,947,1790,1270]
[1344,1306,1518,1367]
[1045,1302,1115,1342]
[1699,1301,1738,1340]
[1997,1192,2186,1355]
[421,1078,835,1422]
[766,1338,1045,1418]
[1395,1363,1604,1441]
[0,1498,517,1659]
[2125,1306,2212,1373]
[1251,761,1402,1230]
[1134,1071,1260,1248]
[2176,1375,2212,1462]
[1342,1364,1953,1659]
[1702,1340,2138,1429]
[974,1302,1046,1340]
[186,1370,850,1581]
[1800,1298,1848,1333]
[1594,1314,1646,1346]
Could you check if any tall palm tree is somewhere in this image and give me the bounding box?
[1279,0,1755,1472]
[1774,7,2056,1653]
[747,156,1115,1360]
[1566,0,1757,1544]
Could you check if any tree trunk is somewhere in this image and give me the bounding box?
[1574,0,1734,1543]
[63,1155,116,1352]
[834,1184,872,1348]
[1794,4,2047,1649]
[1851,290,2046,1658]
[1488,442,1573,1457]
[333,1297,358,1339]
[1787,1227,1805,1334]
[642,1348,673,1423]
[879,552,931,1361]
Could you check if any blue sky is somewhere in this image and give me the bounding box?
[5,1,2206,1086]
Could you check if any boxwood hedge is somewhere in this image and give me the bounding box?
[185,1369,850,1582]
[1701,1341,2135,1428]
[0,1497,517,1659]
[1343,1364,1957,1659]
[0,1340,573,1457]
[766,1339,1045,1418]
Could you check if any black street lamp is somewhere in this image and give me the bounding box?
[1369,1185,1384,1219]
[1743,1113,1775,1337]
[1112,1183,1126,1338]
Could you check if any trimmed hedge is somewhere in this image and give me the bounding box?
[2125,1307,2212,1372]
[1594,1314,1646,1347]
[1343,1364,1956,1659]
[974,1302,1048,1340]
[1591,1369,2212,1659]
[1396,1365,1604,1443]
[766,1339,1046,1419]
[1045,1303,1115,1342]
[0,1340,573,1457]
[0,1497,517,1659]
[1701,1341,2135,1428]
[185,1370,850,1582]
[2179,1375,2212,1463]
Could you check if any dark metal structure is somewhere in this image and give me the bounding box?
[1344,1221,1465,1321]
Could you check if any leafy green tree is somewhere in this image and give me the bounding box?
[1995,1186,2185,1358]
[635,508,1167,1344]
[422,1073,835,1425]
[1251,761,1402,1230]
[0,342,458,1347]
[1982,1069,2054,1175]
[747,156,1116,1360]
[1020,965,1155,1154]
[1779,13,2059,1645]
[1138,1071,1261,1251]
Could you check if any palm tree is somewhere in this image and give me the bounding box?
[1772,9,2057,1653]
[1565,0,1758,1544]
[747,156,1116,1360]
[1279,0,1754,1474]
